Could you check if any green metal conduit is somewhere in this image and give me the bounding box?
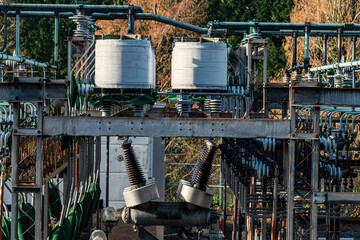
[321,107,355,132]
[0,3,143,13]
[344,112,360,132]
[54,15,58,66]
[352,37,357,87]
[259,30,360,37]
[327,109,350,133]
[134,13,211,34]
[15,13,19,56]
[0,53,57,69]
[208,21,360,31]
[339,109,360,131]
[2,11,75,17]
[304,24,310,66]
[350,114,360,134]
[3,10,360,37]
[309,60,360,72]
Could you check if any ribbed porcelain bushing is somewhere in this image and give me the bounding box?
[177,179,213,208]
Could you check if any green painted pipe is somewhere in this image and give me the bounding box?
[209,21,360,31]
[15,13,20,56]
[257,30,360,37]
[0,3,143,13]
[304,25,310,66]
[134,13,212,34]
[54,15,58,66]
[0,53,57,69]
[309,60,360,72]
[3,10,360,37]
[2,11,74,17]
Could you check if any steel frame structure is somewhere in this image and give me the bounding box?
[1,80,359,239]
[0,3,360,240]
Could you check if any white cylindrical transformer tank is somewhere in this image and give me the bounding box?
[95,39,156,89]
[171,41,227,90]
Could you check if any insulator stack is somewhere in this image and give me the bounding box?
[283,73,291,83]
[291,70,302,81]
[171,95,194,117]
[191,140,218,191]
[175,102,191,117]
[343,71,353,85]
[209,99,222,113]
[306,72,315,81]
[328,75,335,87]
[100,102,113,117]
[133,105,146,117]
[335,69,344,88]
[204,98,211,112]
[121,140,146,190]
[69,11,93,38]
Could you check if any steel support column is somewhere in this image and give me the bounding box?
[286,105,296,240]
[10,102,20,240]
[322,34,328,65]
[292,31,297,68]
[43,181,49,240]
[263,42,268,84]
[337,29,343,62]
[352,36,357,87]
[246,42,252,89]
[233,195,238,240]
[35,102,43,240]
[271,168,279,240]
[95,136,101,229]
[310,107,320,239]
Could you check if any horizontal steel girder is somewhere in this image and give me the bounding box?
[0,80,67,102]
[314,192,360,204]
[42,116,290,138]
[291,86,360,107]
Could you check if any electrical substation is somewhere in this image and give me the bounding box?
[0,3,360,240]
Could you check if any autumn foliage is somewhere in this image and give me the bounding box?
[284,0,359,68]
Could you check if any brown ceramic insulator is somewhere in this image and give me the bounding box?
[121,140,146,190]
[191,140,218,191]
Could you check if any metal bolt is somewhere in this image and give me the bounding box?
[292,100,295,104]
[315,101,319,104]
